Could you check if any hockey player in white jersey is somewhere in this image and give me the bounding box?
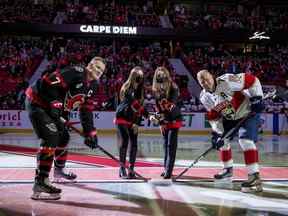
[197,70,265,192]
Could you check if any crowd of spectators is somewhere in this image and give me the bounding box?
[2,0,288,33]
[0,36,192,111]
[0,0,160,27]
[182,42,288,112]
[183,43,288,86]
[168,3,288,33]
[0,0,55,24]
[0,37,44,109]
[44,38,177,111]
[1,37,287,113]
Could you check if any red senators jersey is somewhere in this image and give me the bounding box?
[25,66,99,133]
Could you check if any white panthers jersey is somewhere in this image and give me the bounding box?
[200,73,263,133]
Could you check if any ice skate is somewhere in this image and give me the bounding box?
[214,167,233,181]
[241,172,263,193]
[31,176,61,200]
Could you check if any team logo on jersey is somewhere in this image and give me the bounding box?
[222,104,235,120]
[213,100,235,120]
[213,101,230,112]
[220,92,228,99]
[64,93,85,111]
[74,66,84,72]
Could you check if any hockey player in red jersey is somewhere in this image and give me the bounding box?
[25,57,106,200]
[197,70,265,192]
[150,67,182,179]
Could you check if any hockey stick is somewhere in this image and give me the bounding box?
[172,90,276,181]
[59,117,149,181]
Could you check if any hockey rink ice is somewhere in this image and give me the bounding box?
[0,132,287,216]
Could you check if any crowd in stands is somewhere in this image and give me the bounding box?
[2,0,288,33]
[0,0,160,27]
[0,37,287,113]
[183,43,288,86]
[0,38,44,109]
[45,38,176,111]
[169,3,288,32]
[0,0,55,24]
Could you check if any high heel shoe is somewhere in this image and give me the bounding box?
[163,172,172,179]
[119,167,127,179]
[127,168,136,179]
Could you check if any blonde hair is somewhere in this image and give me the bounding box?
[152,66,173,99]
[120,66,144,102]
[90,56,106,64]
[197,69,210,81]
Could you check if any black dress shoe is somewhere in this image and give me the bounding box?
[119,167,127,179]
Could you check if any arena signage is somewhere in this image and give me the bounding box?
[0,110,22,127]
[80,25,137,35]
[0,110,281,133]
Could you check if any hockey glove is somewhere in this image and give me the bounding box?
[50,101,63,120]
[250,96,265,113]
[84,130,98,149]
[211,132,225,150]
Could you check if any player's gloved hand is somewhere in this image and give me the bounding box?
[211,132,224,150]
[84,130,98,149]
[50,101,63,120]
[250,96,265,113]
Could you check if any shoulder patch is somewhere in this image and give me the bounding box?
[74,66,84,73]
[76,83,83,89]
[228,74,241,83]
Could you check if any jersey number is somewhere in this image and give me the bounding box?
[51,77,61,85]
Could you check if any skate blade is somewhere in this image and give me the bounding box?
[214,177,233,183]
[53,177,77,184]
[31,192,61,200]
[214,179,233,189]
[241,185,263,193]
